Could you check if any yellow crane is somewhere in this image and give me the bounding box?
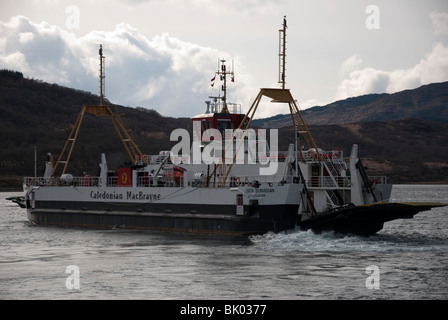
[51,44,147,178]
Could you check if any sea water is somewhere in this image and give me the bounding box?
[0,185,447,300]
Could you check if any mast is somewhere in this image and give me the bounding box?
[212,59,234,113]
[99,44,105,106]
[50,45,148,178]
[210,16,322,187]
[279,16,287,89]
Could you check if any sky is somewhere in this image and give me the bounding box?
[1,0,447,119]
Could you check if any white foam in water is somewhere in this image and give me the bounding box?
[251,185,448,254]
[250,228,362,252]
[250,226,445,254]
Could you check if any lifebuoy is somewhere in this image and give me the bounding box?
[235,177,241,186]
[121,172,128,184]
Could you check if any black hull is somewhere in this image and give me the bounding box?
[298,202,447,236]
[26,202,299,236]
[26,199,446,237]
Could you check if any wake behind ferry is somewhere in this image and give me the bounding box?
[23,18,446,236]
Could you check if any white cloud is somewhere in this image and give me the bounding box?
[0,16,80,84]
[430,11,448,36]
[0,15,257,117]
[339,54,362,78]
[0,51,30,72]
[198,0,283,16]
[335,42,448,100]
[418,42,448,84]
[118,0,283,15]
[19,32,34,43]
[300,98,327,109]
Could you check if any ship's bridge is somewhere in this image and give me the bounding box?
[192,96,248,142]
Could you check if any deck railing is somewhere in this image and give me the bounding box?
[134,149,346,166]
[24,172,387,189]
[308,175,388,188]
[24,174,301,189]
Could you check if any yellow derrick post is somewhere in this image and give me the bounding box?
[210,17,322,185]
[51,45,147,178]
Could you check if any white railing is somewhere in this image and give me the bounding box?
[23,174,301,189]
[24,176,100,187]
[133,148,345,166]
[302,149,344,162]
[308,175,388,189]
[309,176,350,188]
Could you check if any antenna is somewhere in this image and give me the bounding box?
[211,59,235,113]
[220,59,229,113]
[278,16,287,89]
[99,44,105,106]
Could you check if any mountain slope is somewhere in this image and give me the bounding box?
[0,70,447,186]
[252,82,448,127]
[0,70,191,182]
[278,119,448,183]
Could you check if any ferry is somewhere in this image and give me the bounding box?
[23,18,446,236]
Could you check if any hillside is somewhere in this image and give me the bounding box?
[0,70,191,188]
[278,119,448,183]
[252,82,448,127]
[0,70,447,187]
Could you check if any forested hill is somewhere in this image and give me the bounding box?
[252,81,448,128]
[0,70,190,187]
[0,70,447,187]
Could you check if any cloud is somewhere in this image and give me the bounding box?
[0,15,256,117]
[300,98,328,109]
[430,11,448,36]
[194,0,283,15]
[335,42,448,100]
[339,54,362,78]
[118,0,283,15]
[0,16,78,84]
